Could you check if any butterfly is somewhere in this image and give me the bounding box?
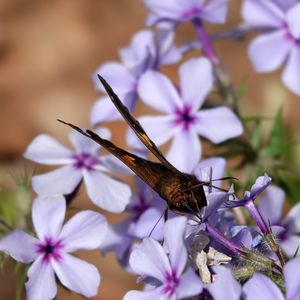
[58,75,208,215]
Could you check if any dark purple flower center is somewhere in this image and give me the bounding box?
[37,236,64,264]
[163,269,179,296]
[131,195,150,222]
[182,6,203,19]
[284,22,300,45]
[72,152,98,170]
[174,105,196,131]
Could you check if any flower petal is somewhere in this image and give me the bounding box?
[179,57,213,109]
[99,154,133,175]
[280,235,300,257]
[201,0,228,24]
[90,96,122,125]
[284,256,300,300]
[138,70,182,113]
[0,229,39,263]
[285,203,300,233]
[129,207,164,241]
[243,273,284,300]
[32,165,83,196]
[26,256,57,300]
[59,211,107,252]
[52,253,100,298]
[258,185,285,224]
[129,238,170,282]
[195,107,243,144]
[287,3,300,39]
[193,157,226,184]
[282,46,300,96]
[176,268,203,298]
[242,0,285,28]
[144,0,199,20]
[207,266,242,300]
[164,217,187,275]
[127,115,176,149]
[69,128,110,154]
[248,30,292,72]
[83,170,131,213]
[123,286,167,300]
[24,134,73,165]
[92,62,135,93]
[166,129,201,173]
[273,0,298,12]
[32,195,66,240]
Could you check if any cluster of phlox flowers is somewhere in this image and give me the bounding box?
[1,1,300,300]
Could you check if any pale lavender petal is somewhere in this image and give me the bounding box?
[83,170,131,213]
[127,115,176,149]
[59,211,107,252]
[194,157,226,184]
[123,287,167,300]
[26,256,57,300]
[273,0,298,12]
[250,174,272,199]
[166,129,201,173]
[203,192,228,220]
[284,256,300,300]
[32,165,83,196]
[201,0,228,24]
[176,268,202,298]
[129,207,164,241]
[287,3,300,39]
[24,134,73,165]
[93,62,135,93]
[195,107,243,143]
[99,154,133,175]
[243,273,284,300]
[144,0,199,20]
[156,28,181,66]
[258,185,285,224]
[248,30,292,72]
[0,229,39,263]
[90,96,121,125]
[207,266,241,300]
[52,253,100,298]
[164,217,187,274]
[129,238,170,282]
[179,57,213,109]
[280,235,300,257]
[242,0,285,28]
[282,46,300,96]
[285,203,300,233]
[32,195,66,240]
[69,128,110,154]
[120,30,155,70]
[138,70,182,113]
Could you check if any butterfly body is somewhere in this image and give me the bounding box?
[59,75,207,215]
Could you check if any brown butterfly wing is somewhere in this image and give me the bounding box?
[98,75,178,173]
[57,120,174,191]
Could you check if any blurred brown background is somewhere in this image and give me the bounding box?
[0,0,299,299]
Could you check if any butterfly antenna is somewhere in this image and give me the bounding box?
[148,207,168,238]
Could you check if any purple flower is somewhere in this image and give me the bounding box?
[91,28,181,126]
[227,174,272,235]
[144,0,228,26]
[243,256,300,300]
[24,129,131,213]
[0,195,107,300]
[242,0,300,95]
[128,57,242,172]
[258,185,300,257]
[123,216,203,300]
[100,178,167,269]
